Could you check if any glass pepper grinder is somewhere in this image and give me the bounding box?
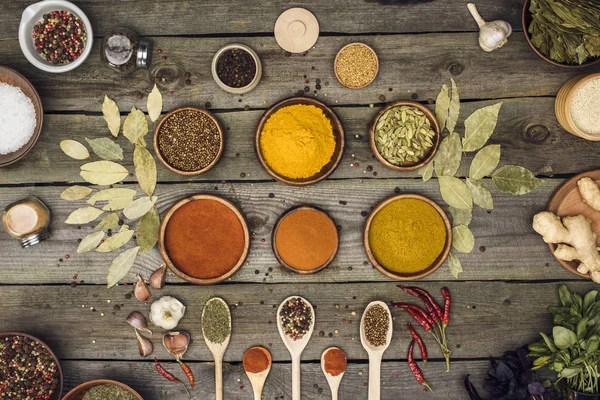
[2,197,51,248]
[101,27,152,74]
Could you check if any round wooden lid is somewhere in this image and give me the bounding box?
[274,8,319,53]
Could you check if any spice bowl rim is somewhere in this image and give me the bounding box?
[271,204,340,275]
[211,43,263,95]
[0,332,63,400]
[61,379,143,400]
[153,106,225,176]
[255,96,346,186]
[521,0,600,69]
[158,193,250,285]
[369,100,441,172]
[555,73,600,141]
[363,193,453,281]
[0,65,44,167]
[334,42,379,89]
[18,0,94,73]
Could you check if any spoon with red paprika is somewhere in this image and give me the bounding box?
[243,346,272,400]
[321,347,347,400]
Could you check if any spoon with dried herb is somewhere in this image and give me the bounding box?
[202,297,232,400]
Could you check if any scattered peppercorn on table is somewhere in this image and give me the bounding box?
[1,0,600,399]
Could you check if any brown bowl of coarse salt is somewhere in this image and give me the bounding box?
[153,106,224,176]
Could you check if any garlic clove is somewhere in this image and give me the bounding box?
[149,296,186,330]
[126,311,153,335]
[135,329,154,357]
[149,263,167,290]
[467,3,512,52]
[163,331,191,360]
[134,275,151,302]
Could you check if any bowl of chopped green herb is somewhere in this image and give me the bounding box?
[62,379,143,400]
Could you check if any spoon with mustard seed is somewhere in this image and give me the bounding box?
[202,297,232,400]
[360,301,393,400]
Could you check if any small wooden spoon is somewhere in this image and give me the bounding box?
[360,301,393,400]
[277,295,316,400]
[202,297,231,400]
[243,346,272,400]
[321,347,346,400]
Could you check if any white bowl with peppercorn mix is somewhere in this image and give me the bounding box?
[19,0,93,73]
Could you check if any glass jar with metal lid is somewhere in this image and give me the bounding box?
[101,27,152,74]
[2,196,51,247]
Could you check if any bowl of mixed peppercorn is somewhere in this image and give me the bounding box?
[211,43,262,94]
[0,332,63,399]
[19,0,92,73]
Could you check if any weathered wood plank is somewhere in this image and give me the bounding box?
[0,179,583,285]
[1,98,592,185]
[1,35,595,113]
[1,0,521,38]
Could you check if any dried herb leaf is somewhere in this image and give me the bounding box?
[452,224,475,253]
[434,132,462,177]
[85,137,124,161]
[123,106,148,147]
[462,102,503,152]
[448,252,464,279]
[87,188,136,206]
[65,207,104,224]
[492,165,542,195]
[104,197,135,211]
[435,83,450,131]
[60,140,90,160]
[449,206,472,227]
[134,145,157,196]
[96,228,134,252]
[107,246,140,288]
[418,162,434,182]
[123,196,158,220]
[102,95,121,137]
[137,206,160,254]
[469,144,501,180]
[147,84,163,122]
[447,78,460,135]
[439,176,473,210]
[80,161,129,186]
[94,213,120,230]
[60,186,94,201]
[77,231,105,253]
[466,178,494,210]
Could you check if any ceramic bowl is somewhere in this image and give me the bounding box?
[0,66,44,167]
[363,194,452,280]
[19,0,93,73]
[255,97,345,186]
[334,42,379,89]
[62,379,143,400]
[211,43,262,94]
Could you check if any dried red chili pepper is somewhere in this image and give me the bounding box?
[408,339,433,392]
[407,322,428,365]
[411,287,444,323]
[179,360,195,388]
[390,302,432,331]
[397,285,441,323]
[154,358,191,397]
[441,287,451,327]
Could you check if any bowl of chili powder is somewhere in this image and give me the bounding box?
[159,194,250,284]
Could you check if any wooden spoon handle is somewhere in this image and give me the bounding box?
[292,355,301,400]
[368,353,382,400]
[332,387,339,400]
[215,357,223,400]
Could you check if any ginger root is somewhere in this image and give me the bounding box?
[533,211,600,283]
[578,177,600,212]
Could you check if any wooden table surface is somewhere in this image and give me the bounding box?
[2,1,600,399]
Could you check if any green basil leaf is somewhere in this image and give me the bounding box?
[559,285,574,307]
[577,318,589,339]
[560,367,581,379]
[584,290,598,314]
[540,332,557,353]
[553,326,577,349]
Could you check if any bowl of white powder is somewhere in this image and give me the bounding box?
[556,73,600,141]
[0,66,43,167]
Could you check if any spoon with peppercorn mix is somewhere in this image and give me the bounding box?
[202,297,232,400]
[360,301,393,400]
[277,295,315,400]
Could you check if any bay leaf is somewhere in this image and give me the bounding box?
[134,145,157,196]
[447,78,460,135]
[60,140,90,160]
[137,206,160,254]
[120,224,130,232]
[60,185,94,201]
[123,106,148,147]
[492,165,542,195]
[449,206,472,227]
[466,178,494,210]
[147,84,163,122]
[434,132,462,177]
[438,176,473,210]
[452,224,475,253]
[107,246,140,288]
[80,161,129,186]
[435,83,450,131]
[123,196,158,220]
[462,102,503,152]
[85,137,124,161]
[96,228,134,253]
[469,144,501,180]
[77,231,105,253]
[65,207,104,224]
[103,197,135,211]
[87,188,137,205]
[418,162,434,182]
[94,213,120,230]
[448,252,464,279]
[102,95,121,137]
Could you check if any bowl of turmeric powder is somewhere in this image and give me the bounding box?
[255,97,345,186]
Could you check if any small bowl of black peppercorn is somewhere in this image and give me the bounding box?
[211,43,262,95]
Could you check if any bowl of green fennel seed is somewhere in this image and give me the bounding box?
[62,379,143,400]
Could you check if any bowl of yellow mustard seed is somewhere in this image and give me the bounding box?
[334,42,379,89]
[364,194,452,280]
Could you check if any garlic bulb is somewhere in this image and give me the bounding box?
[467,3,512,52]
[150,296,186,330]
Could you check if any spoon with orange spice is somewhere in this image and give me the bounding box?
[243,346,272,400]
[321,347,347,400]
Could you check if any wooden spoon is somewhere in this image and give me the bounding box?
[243,346,272,400]
[202,297,231,400]
[360,301,393,400]
[321,347,346,400]
[277,295,316,400]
